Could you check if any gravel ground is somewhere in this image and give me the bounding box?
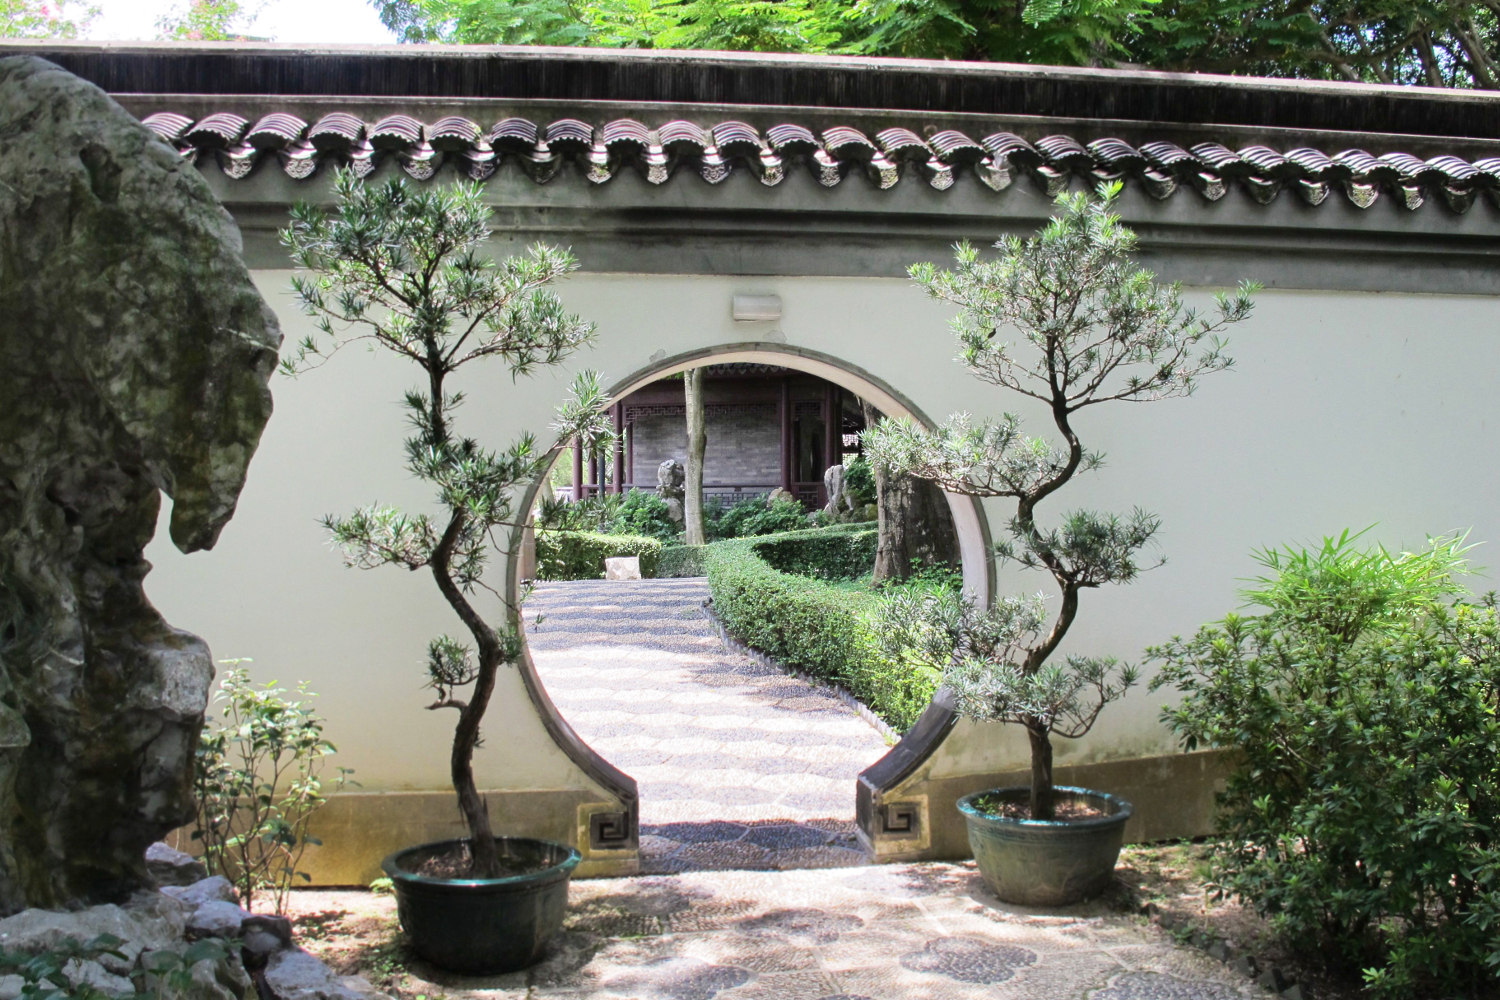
[523,577,891,873]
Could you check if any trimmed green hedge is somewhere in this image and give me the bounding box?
[657,544,708,578]
[753,523,878,580]
[536,530,662,581]
[704,526,939,732]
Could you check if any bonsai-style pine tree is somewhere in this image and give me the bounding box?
[280,170,612,877]
[866,184,1256,820]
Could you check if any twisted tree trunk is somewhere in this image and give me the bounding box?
[864,401,960,584]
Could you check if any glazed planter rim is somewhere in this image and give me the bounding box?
[381,836,581,890]
[956,785,1134,831]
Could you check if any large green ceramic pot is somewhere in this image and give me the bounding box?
[382,837,580,974]
[957,786,1133,906]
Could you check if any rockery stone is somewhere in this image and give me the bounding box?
[0,56,280,913]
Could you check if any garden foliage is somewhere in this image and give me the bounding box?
[193,663,349,914]
[705,524,940,730]
[705,493,809,540]
[1149,531,1499,997]
[535,529,662,580]
[280,170,610,878]
[864,183,1255,818]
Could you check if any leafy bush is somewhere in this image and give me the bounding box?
[705,526,938,730]
[609,488,680,541]
[1148,532,1496,997]
[705,495,765,540]
[536,529,662,580]
[843,454,877,508]
[657,544,708,578]
[194,663,350,914]
[536,493,620,532]
[705,494,810,540]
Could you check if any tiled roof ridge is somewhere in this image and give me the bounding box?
[143,109,1500,213]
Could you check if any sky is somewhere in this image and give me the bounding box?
[85,0,398,44]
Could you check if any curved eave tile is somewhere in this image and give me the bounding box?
[144,110,1500,214]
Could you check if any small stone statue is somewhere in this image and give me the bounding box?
[657,459,686,525]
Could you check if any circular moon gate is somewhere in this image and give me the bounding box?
[506,343,993,873]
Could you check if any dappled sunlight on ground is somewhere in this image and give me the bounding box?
[287,861,1263,1000]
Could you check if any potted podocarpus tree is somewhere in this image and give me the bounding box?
[281,170,613,972]
[866,184,1256,906]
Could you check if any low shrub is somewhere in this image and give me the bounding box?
[657,544,708,578]
[705,525,939,730]
[754,522,877,580]
[195,663,349,914]
[536,529,662,580]
[1149,532,1498,998]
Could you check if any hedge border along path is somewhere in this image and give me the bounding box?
[701,599,898,742]
[702,524,942,733]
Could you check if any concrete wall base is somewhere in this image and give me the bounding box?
[867,750,1230,862]
[180,789,643,886]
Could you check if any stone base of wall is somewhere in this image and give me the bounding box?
[866,750,1229,862]
[173,789,640,886]
[174,752,1226,884]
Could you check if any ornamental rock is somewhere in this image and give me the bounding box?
[0,57,280,913]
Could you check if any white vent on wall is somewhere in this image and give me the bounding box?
[732,294,782,322]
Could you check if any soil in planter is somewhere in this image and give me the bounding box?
[410,843,552,880]
[970,793,1106,821]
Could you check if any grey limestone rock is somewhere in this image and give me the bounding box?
[161,877,239,909]
[0,55,280,914]
[186,901,251,940]
[822,464,849,518]
[766,487,795,506]
[0,892,251,1000]
[147,843,209,887]
[265,948,388,1000]
[657,460,686,525]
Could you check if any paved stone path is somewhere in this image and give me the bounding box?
[523,578,891,873]
[304,862,1264,999]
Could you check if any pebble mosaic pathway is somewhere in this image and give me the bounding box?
[523,578,891,873]
[345,860,1266,1000]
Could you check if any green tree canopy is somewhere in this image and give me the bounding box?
[372,0,1156,63]
[156,0,259,41]
[1,0,98,38]
[371,0,1500,88]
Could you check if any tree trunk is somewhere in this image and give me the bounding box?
[1026,722,1055,821]
[864,402,960,584]
[684,367,707,545]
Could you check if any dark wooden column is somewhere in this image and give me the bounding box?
[572,436,584,502]
[612,403,625,494]
[587,439,599,498]
[625,414,634,492]
[779,377,792,494]
[828,383,840,470]
[820,383,840,506]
